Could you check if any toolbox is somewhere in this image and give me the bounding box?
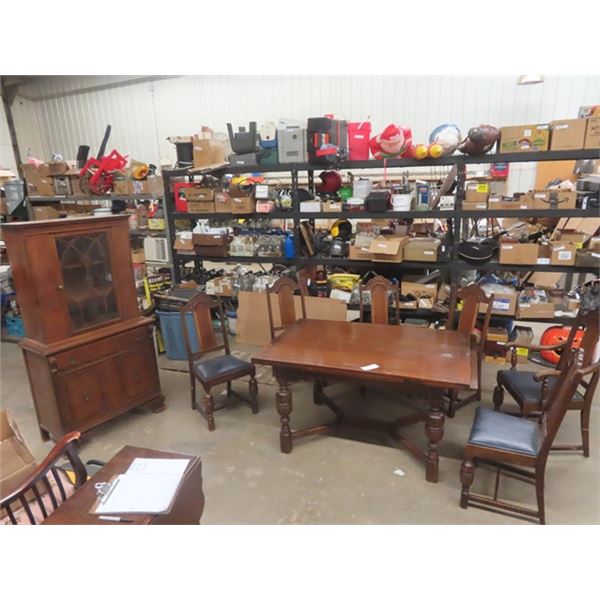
[277,121,308,163]
[365,190,391,212]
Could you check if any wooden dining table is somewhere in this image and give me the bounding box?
[252,319,477,483]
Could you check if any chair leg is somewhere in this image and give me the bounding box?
[447,389,457,418]
[190,373,196,410]
[535,471,546,525]
[226,381,232,397]
[249,370,259,415]
[460,459,476,509]
[581,407,591,458]
[203,391,216,431]
[493,384,504,411]
[313,380,324,405]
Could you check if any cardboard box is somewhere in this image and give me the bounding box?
[462,200,488,211]
[349,244,375,261]
[187,201,215,214]
[173,233,194,253]
[322,201,343,212]
[499,242,540,265]
[185,186,215,202]
[0,409,38,503]
[47,160,70,176]
[401,277,438,303]
[530,189,577,210]
[547,241,577,266]
[53,176,72,196]
[369,235,409,263]
[193,134,227,169]
[465,182,489,204]
[192,233,230,247]
[589,237,600,251]
[146,175,164,196]
[112,178,133,195]
[549,119,587,150]
[214,191,233,213]
[557,230,589,249]
[480,284,518,316]
[32,205,60,220]
[584,116,600,149]
[517,297,555,319]
[505,326,535,364]
[231,196,256,214]
[131,248,146,263]
[499,123,550,153]
[488,195,532,210]
[403,237,441,262]
[21,163,54,196]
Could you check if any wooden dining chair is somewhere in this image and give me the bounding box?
[445,284,494,418]
[1,432,87,525]
[460,349,596,524]
[181,293,258,431]
[296,268,311,297]
[359,275,399,325]
[493,309,599,456]
[266,275,307,341]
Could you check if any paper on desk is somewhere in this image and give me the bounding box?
[360,363,380,371]
[127,458,190,477]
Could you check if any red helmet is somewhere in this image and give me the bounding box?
[316,170,342,194]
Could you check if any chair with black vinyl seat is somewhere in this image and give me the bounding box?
[493,309,599,456]
[460,349,597,524]
[181,293,258,432]
[445,284,494,418]
[1,432,87,525]
[266,275,307,341]
[359,275,399,325]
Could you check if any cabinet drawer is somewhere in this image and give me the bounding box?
[53,326,151,371]
[58,366,109,429]
[118,346,159,400]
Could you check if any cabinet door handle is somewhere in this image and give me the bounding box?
[136,336,142,343]
[57,284,64,291]
[69,358,76,366]
[83,393,90,403]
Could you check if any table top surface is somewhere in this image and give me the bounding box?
[252,319,476,389]
[43,446,200,525]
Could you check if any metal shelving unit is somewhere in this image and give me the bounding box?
[162,148,600,322]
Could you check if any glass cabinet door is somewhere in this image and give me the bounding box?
[55,231,119,332]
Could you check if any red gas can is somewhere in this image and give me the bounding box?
[348,122,372,160]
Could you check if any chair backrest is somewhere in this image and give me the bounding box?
[556,309,600,371]
[296,269,311,297]
[538,349,588,460]
[447,284,494,350]
[1,432,86,525]
[359,275,399,325]
[266,275,307,340]
[180,292,229,362]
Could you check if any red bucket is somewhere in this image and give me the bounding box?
[348,122,372,160]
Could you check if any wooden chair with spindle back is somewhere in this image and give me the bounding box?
[181,293,258,432]
[494,309,600,456]
[266,275,307,341]
[1,432,87,525]
[445,284,494,418]
[460,349,597,524]
[359,275,399,325]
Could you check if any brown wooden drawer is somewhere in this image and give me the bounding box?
[53,326,151,371]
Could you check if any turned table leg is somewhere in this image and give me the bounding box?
[276,378,293,453]
[425,389,445,483]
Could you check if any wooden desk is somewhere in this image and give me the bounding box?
[43,446,204,525]
[252,319,477,483]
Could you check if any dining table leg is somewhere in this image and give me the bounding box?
[425,388,445,483]
[276,377,293,454]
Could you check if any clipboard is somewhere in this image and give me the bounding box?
[89,459,190,516]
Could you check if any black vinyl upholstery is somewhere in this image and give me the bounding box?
[193,355,252,382]
[497,369,583,407]
[468,407,541,456]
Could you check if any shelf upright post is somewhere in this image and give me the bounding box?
[291,167,302,262]
[163,170,180,283]
[452,158,467,287]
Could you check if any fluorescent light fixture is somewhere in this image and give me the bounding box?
[517,75,544,85]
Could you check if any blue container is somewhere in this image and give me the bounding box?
[4,316,25,338]
[156,311,201,360]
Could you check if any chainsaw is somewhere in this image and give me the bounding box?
[79,125,128,195]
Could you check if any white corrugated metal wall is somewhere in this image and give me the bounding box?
[9,75,600,192]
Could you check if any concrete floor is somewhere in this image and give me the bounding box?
[1,338,598,525]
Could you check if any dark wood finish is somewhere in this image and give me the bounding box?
[1,432,87,524]
[494,309,600,456]
[180,293,258,431]
[266,276,307,341]
[252,319,475,482]
[2,216,164,441]
[42,445,205,525]
[359,275,399,326]
[446,284,494,418]
[460,351,594,524]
